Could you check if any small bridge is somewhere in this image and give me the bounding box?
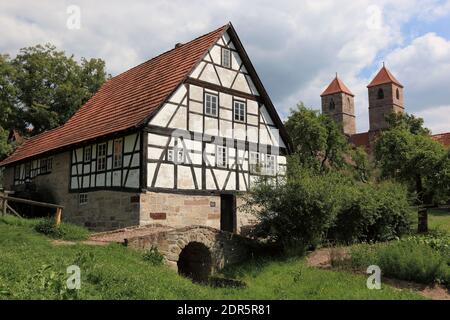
[90,225,260,282]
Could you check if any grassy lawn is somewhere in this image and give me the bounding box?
[429,209,450,233]
[0,216,423,300]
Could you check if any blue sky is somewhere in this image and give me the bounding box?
[1,0,450,134]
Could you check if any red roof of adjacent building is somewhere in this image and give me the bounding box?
[367,65,403,88]
[321,76,354,97]
[0,24,229,167]
[432,132,450,148]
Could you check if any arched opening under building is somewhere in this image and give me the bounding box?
[177,242,212,283]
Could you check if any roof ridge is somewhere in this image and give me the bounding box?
[0,23,230,166]
[367,65,403,88]
[321,76,354,97]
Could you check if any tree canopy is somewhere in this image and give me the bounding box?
[284,103,349,172]
[0,44,109,160]
[375,112,450,232]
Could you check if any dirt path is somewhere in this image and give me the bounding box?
[306,248,450,300]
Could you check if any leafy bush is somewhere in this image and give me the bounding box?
[244,166,344,252]
[349,240,450,287]
[34,218,89,241]
[378,242,447,284]
[328,181,415,243]
[244,160,414,252]
[142,247,164,266]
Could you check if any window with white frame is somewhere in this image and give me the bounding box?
[79,193,88,205]
[266,154,277,176]
[221,48,231,68]
[97,143,107,171]
[84,146,92,162]
[234,100,246,122]
[113,138,123,169]
[216,146,227,168]
[204,93,218,116]
[249,152,260,173]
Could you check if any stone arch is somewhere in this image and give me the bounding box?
[177,241,212,282]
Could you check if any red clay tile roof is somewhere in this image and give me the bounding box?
[321,76,354,97]
[367,66,403,88]
[432,132,450,148]
[349,132,370,150]
[0,24,228,167]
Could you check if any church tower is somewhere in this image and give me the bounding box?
[321,75,356,136]
[367,64,404,132]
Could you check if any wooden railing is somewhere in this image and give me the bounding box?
[0,192,64,226]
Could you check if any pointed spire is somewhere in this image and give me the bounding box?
[367,63,403,88]
[321,74,354,97]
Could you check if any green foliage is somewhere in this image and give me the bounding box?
[2,44,109,137]
[329,181,415,243]
[34,218,89,241]
[385,112,431,135]
[284,103,349,172]
[244,163,343,251]
[142,246,165,266]
[401,231,450,263]
[349,240,449,287]
[0,219,423,299]
[375,114,449,206]
[349,146,372,182]
[245,160,414,250]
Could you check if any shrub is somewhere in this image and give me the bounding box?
[244,165,344,252]
[34,219,89,241]
[329,181,415,243]
[378,241,448,284]
[244,160,414,251]
[142,247,164,266]
[349,240,450,287]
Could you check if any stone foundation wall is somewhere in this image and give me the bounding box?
[140,192,221,229]
[63,191,140,231]
[140,192,259,234]
[2,151,140,231]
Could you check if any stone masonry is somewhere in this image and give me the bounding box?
[126,225,260,272]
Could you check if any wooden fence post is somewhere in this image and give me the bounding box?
[55,207,62,227]
[2,198,7,217]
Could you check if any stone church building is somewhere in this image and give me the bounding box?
[321,65,450,150]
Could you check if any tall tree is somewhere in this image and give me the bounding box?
[10,44,109,135]
[285,103,349,172]
[375,113,449,232]
[0,54,16,159]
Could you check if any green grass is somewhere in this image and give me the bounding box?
[429,209,450,233]
[0,216,423,300]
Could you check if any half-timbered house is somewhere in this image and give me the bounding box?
[0,23,290,232]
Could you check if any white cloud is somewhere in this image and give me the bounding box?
[384,33,450,132]
[417,105,450,134]
[0,0,449,134]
